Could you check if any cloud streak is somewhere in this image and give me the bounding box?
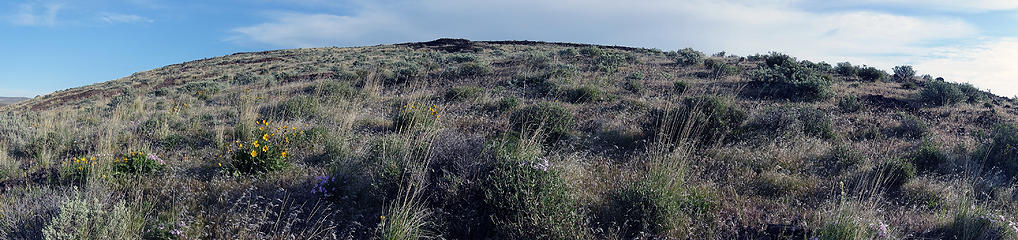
[9,2,63,26]
[99,12,153,24]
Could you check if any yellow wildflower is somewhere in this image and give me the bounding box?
[263,134,270,141]
[380,215,386,221]
[253,141,260,147]
[281,151,287,158]
[260,127,265,131]
[285,136,289,143]
[218,163,222,167]
[251,150,258,157]
[262,146,268,152]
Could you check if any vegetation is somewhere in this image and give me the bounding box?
[1,39,1015,239]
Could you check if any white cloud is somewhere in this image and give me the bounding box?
[841,0,1018,12]
[230,0,1017,96]
[10,2,63,26]
[99,12,153,24]
[915,38,1018,97]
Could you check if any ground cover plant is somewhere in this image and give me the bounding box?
[1,39,1017,239]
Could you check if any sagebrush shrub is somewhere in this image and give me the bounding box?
[703,58,738,79]
[978,123,1018,177]
[673,48,705,66]
[306,81,359,102]
[857,67,886,82]
[835,62,857,77]
[265,96,322,120]
[480,136,589,239]
[894,113,928,139]
[745,106,833,139]
[892,65,915,82]
[564,86,603,103]
[910,139,946,173]
[111,151,165,177]
[838,95,864,113]
[750,52,833,101]
[43,192,141,239]
[456,62,491,77]
[878,158,916,190]
[597,181,684,238]
[510,102,575,143]
[391,102,440,132]
[919,80,965,106]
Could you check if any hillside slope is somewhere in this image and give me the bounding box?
[0,97,29,106]
[2,39,1018,239]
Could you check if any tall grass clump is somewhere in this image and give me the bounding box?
[0,144,17,182]
[977,123,1018,177]
[444,86,483,102]
[651,96,746,148]
[264,96,323,120]
[745,106,834,139]
[479,135,589,239]
[391,102,440,132]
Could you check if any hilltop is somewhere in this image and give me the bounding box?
[2,39,1017,239]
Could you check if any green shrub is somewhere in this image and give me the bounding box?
[43,192,142,239]
[494,96,521,112]
[383,61,421,85]
[823,145,864,173]
[894,113,928,139]
[510,102,575,143]
[225,120,295,175]
[181,81,224,98]
[817,206,881,240]
[674,48,705,66]
[447,54,476,63]
[625,73,644,94]
[564,86,604,103]
[457,62,491,77]
[597,181,692,238]
[111,151,165,177]
[910,139,946,173]
[480,136,589,239]
[651,96,746,147]
[750,53,833,101]
[746,106,833,139]
[857,67,886,82]
[958,83,988,103]
[673,81,689,95]
[444,86,483,102]
[978,123,1018,177]
[919,80,965,106]
[754,171,807,197]
[838,95,864,113]
[892,65,915,82]
[835,62,857,76]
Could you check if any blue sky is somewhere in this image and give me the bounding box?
[2,0,1017,97]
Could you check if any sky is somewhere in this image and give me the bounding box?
[2,0,1017,98]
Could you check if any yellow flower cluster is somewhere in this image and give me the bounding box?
[221,119,302,169]
[405,102,440,119]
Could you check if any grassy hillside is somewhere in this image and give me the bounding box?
[2,38,1017,239]
[0,97,30,106]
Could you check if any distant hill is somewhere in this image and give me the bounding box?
[0,97,29,106]
[2,39,1017,239]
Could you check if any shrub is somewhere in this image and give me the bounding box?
[835,62,857,77]
[745,106,834,139]
[823,145,864,173]
[456,62,491,77]
[838,95,864,113]
[674,48,705,66]
[919,80,965,106]
[651,96,746,147]
[510,102,575,143]
[892,65,916,82]
[444,86,483,102]
[754,171,807,197]
[383,61,421,85]
[909,139,946,173]
[597,181,691,238]
[480,136,589,239]
[857,67,886,82]
[181,81,224,100]
[60,156,98,185]
[673,81,689,95]
[494,96,520,112]
[224,120,296,175]
[958,83,988,103]
[43,192,142,239]
[564,86,604,103]
[893,113,928,139]
[750,53,833,101]
[391,102,440,132]
[111,151,165,177]
[978,123,1018,177]
[624,73,644,94]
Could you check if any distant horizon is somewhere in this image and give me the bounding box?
[4,0,1018,97]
